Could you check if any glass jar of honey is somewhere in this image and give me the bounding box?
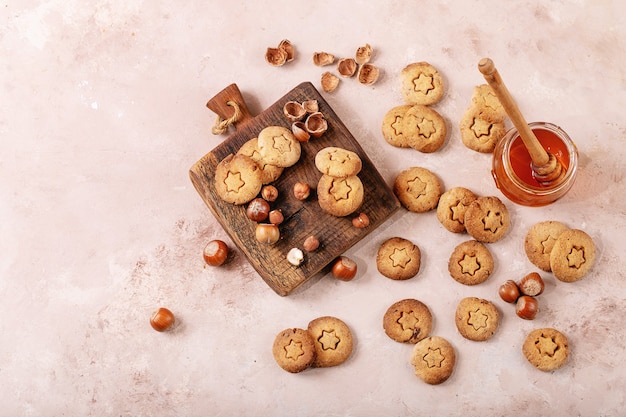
[491,122,578,207]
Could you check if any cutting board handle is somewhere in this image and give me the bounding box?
[206,83,254,134]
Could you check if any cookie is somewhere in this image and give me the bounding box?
[376,237,421,280]
[410,336,456,385]
[383,299,432,344]
[459,107,507,153]
[448,240,494,285]
[237,137,284,184]
[549,229,596,282]
[214,154,263,205]
[524,221,570,272]
[522,328,569,371]
[471,84,507,122]
[402,105,447,153]
[464,196,511,243]
[317,174,364,217]
[272,328,316,373]
[401,62,445,106]
[307,316,354,368]
[393,167,442,213]
[381,105,413,148]
[314,147,362,178]
[436,187,478,233]
[257,125,301,167]
[454,297,499,341]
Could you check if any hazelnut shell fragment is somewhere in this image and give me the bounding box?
[265,47,287,66]
[337,58,357,77]
[355,43,373,65]
[321,72,339,92]
[357,63,380,85]
[313,52,335,66]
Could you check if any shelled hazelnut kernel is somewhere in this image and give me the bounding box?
[331,256,357,281]
[150,307,175,332]
[261,185,279,202]
[269,209,284,225]
[287,248,304,266]
[293,182,311,200]
[519,272,545,297]
[203,239,229,266]
[246,198,270,222]
[352,212,370,228]
[303,235,320,252]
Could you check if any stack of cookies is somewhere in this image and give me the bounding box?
[314,146,364,217]
[382,62,447,153]
[459,84,508,153]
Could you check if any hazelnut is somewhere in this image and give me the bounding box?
[352,212,370,228]
[519,272,545,296]
[303,235,320,252]
[331,256,357,281]
[287,248,304,266]
[293,182,310,200]
[255,223,280,244]
[498,280,521,303]
[516,295,539,320]
[261,185,279,202]
[150,307,175,332]
[203,239,229,266]
[246,198,270,222]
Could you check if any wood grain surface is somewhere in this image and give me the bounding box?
[190,82,400,296]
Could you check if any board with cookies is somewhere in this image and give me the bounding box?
[190,82,400,296]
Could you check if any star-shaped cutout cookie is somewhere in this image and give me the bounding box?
[224,171,244,192]
[397,311,419,331]
[467,309,488,330]
[483,210,503,233]
[329,179,352,201]
[536,335,559,357]
[271,134,293,154]
[412,73,434,94]
[470,118,492,139]
[406,177,426,198]
[416,117,436,138]
[328,150,354,164]
[450,202,466,222]
[392,115,403,135]
[318,330,340,351]
[284,340,304,360]
[390,248,411,268]
[567,247,586,269]
[459,255,480,275]
[541,235,558,254]
[423,347,444,368]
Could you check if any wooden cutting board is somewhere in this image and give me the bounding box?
[189,82,400,296]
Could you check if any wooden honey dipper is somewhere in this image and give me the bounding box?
[478,58,562,183]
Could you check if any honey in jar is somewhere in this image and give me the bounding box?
[492,122,578,206]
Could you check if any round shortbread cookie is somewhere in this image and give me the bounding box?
[522,328,569,372]
[272,328,316,373]
[257,125,301,167]
[549,229,596,282]
[376,237,421,280]
[381,105,413,148]
[402,105,447,153]
[448,240,494,285]
[459,107,507,153]
[237,137,284,184]
[455,297,499,341]
[383,299,432,344]
[401,62,445,106]
[464,196,511,243]
[411,336,456,385]
[307,316,354,368]
[393,167,442,213]
[524,221,570,272]
[471,84,507,122]
[214,154,263,205]
[317,174,364,217]
[314,146,362,178]
[436,187,478,233]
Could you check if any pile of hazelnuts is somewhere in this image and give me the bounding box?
[498,272,545,320]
